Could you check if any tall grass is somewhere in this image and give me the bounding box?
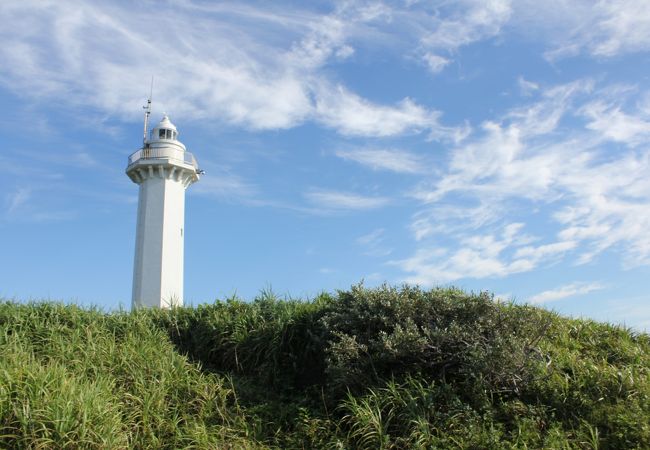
[1,285,649,448]
[0,302,258,449]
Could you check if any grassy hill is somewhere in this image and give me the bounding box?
[1,285,649,448]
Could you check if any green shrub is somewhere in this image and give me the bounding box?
[322,284,552,403]
[1,285,649,448]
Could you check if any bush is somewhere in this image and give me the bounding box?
[322,284,552,404]
[1,285,649,448]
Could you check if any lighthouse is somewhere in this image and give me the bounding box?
[126,106,200,309]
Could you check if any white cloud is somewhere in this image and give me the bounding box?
[365,0,513,75]
[2,185,75,223]
[314,83,451,137]
[513,241,576,260]
[517,76,539,96]
[401,80,650,282]
[424,0,512,47]
[494,293,513,302]
[513,0,650,60]
[2,0,648,140]
[357,228,385,246]
[414,80,592,205]
[528,282,605,304]
[393,222,575,285]
[5,187,31,214]
[580,100,650,146]
[357,228,392,257]
[334,147,425,174]
[0,1,312,128]
[408,202,499,241]
[394,246,530,285]
[335,45,355,59]
[422,53,451,74]
[304,189,390,211]
[583,0,650,57]
[362,272,383,283]
[12,0,648,143]
[359,0,650,73]
[0,0,457,139]
[410,0,650,67]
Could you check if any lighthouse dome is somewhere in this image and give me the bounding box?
[151,114,179,141]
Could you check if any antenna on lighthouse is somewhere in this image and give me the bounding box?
[142,76,154,148]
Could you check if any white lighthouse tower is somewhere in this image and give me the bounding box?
[126,105,200,309]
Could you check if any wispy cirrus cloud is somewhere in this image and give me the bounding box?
[0,0,459,140]
[304,189,390,212]
[422,53,451,74]
[398,79,650,283]
[528,282,605,304]
[402,0,650,70]
[5,187,31,215]
[313,83,451,137]
[417,0,513,74]
[517,76,539,96]
[393,222,575,285]
[513,0,650,60]
[572,0,650,57]
[3,0,645,145]
[580,100,650,146]
[334,147,426,174]
[356,228,392,257]
[2,185,76,223]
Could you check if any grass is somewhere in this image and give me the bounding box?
[1,284,649,448]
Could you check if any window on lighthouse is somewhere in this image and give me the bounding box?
[155,128,176,140]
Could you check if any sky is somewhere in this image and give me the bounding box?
[1,0,649,330]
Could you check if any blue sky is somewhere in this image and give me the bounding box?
[1,0,650,329]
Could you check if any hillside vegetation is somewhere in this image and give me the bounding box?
[1,285,649,449]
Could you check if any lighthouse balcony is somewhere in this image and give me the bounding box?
[127,147,198,170]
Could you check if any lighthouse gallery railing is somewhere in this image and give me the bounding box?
[128,147,197,169]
